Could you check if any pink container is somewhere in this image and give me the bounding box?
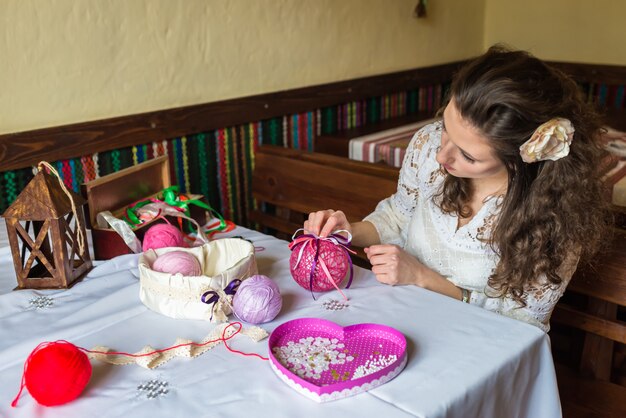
[268,318,407,402]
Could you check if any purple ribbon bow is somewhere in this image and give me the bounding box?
[200,279,242,319]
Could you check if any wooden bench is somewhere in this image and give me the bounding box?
[552,229,626,367]
[251,144,624,294]
[551,229,626,417]
[250,145,398,263]
[556,363,626,418]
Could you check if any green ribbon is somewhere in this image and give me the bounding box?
[124,186,227,234]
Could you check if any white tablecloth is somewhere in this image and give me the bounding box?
[0,224,561,418]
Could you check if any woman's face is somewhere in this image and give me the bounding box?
[436,100,507,182]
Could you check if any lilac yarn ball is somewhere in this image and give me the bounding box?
[232,275,282,324]
[142,223,186,251]
[152,251,202,276]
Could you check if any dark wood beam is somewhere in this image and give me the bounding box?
[549,61,626,85]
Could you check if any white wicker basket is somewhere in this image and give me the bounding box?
[138,239,257,321]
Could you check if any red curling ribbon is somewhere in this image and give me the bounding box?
[207,220,236,238]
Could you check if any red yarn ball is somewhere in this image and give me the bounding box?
[289,240,349,292]
[142,223,186,251]
[23,341,92,406]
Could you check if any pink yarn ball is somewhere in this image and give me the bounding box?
[232,275,282,324]
[289,240,349,292]
[142,223,186,251]
[152,251,202,276]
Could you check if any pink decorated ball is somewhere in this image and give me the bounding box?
[152,251,202,276]
[289,240,349,292]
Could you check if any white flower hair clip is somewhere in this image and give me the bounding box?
[519,118,575,163]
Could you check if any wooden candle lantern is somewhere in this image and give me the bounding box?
[1,162,92,289]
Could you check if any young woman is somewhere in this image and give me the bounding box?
[305,45,612,331]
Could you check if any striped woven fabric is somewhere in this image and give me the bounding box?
[0,85,449,226]
[349,118,437,167]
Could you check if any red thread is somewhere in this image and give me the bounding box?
[12,323,266,408]
[83,322,268,360]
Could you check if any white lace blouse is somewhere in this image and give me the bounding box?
[363,121,573,332]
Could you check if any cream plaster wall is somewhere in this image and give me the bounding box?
[0,0,485,135]
[484,0,626,65]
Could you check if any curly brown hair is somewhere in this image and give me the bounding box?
[436,45,613,305]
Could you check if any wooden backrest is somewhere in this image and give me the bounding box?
[250,145,398,238]
[550,228,626,391]
[569,229,626,305]
[552,229,626,344]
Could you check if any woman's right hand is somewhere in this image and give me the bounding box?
[304,209,351,238]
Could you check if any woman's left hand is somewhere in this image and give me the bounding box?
[365,244,431,287]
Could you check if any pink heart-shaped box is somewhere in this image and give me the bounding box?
[268,318,407,402]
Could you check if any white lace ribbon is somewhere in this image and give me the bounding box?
[86,323,268,369]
